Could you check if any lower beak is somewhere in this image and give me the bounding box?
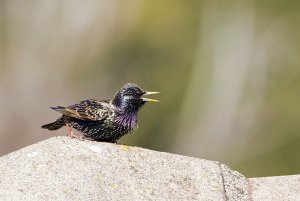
[141,91,160,102]
[141,98,159,103]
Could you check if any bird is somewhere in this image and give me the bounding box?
[42,83,159,142]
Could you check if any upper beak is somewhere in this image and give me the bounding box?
[141,91,160,102]
[144,91,160,95]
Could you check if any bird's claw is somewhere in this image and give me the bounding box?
[68,133,85,141]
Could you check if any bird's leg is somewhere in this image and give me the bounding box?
[66,124,85,141]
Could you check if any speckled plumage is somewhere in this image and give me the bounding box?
[42,83,159,142]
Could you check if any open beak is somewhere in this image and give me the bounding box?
[141,91,160,102]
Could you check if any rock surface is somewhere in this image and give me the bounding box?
[249,175,300,201]
[0,137,299,201]
[0,137,250,201]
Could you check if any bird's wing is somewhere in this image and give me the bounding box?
[54,99,111,121]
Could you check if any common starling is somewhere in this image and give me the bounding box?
[42,83,159,142]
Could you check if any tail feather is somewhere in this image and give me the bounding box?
[50,106,66,113]
[42,116,65,130]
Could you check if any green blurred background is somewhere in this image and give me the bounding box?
[0,0,300,177]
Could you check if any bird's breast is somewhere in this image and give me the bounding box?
[114,112,138,132]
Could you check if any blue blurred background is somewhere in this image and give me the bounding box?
[1,0,300,177]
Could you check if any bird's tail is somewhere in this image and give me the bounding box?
[50,106,66,113]
[42,116,65,130]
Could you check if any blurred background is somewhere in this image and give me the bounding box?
[1,0,300,177]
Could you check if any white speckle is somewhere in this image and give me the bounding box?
[27,151,39,157]
[89,146,102,153]
[66,145,73,149]
[37,164,45,169]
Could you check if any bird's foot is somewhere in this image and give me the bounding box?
[66,124,85,141]
[69,133,85,141]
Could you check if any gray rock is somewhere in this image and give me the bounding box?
[249,175,300,201]
[2,136,300,201]
[0,136,250,201]
[220,163,250,200]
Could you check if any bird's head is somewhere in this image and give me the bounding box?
[112,83,159,113]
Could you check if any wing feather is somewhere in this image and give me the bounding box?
[51,99,110,121]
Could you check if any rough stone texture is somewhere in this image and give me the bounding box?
[0,137,250,201]
[220,163,250,200]
[1,136,300,201]
[249,175,300,201]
